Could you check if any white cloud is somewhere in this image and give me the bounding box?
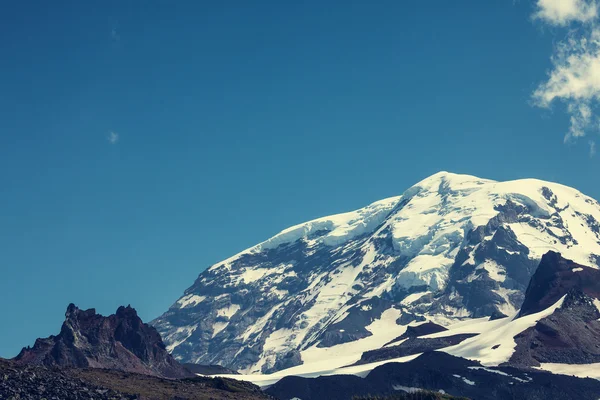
[591,139,597,156]
[108,131,119,144]
[534,0,598,26]
[532,0,600,143]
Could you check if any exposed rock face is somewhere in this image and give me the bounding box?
[510,289,600,367]
[518,251,600,317]
[499,252,600,367]
[153,172,600,373]
[182,363,240,375]
[356,334,476,365]
[14,304,191,379]
[383,322,448,346]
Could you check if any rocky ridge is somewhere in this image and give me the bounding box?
[15,304,191,379]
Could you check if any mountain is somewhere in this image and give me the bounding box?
[152,172,600,373]
[263,252,600,400]
[15,304,191,379]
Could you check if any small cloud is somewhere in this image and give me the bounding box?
[533,0,598,26]
[111,27,120,41]
[108,131,119,145]
[590,140,597,156]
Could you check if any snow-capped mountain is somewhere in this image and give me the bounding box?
[262,251,600,400]
[152,172,600,374]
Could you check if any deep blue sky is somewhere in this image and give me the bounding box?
[0,1,597,358]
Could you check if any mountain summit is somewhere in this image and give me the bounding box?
[152,172,600,373]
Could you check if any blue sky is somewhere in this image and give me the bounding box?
[0,1,598,358]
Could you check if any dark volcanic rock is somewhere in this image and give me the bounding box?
[357,334,476,365]
[0,357,271,400]
[356,393,468,400]
[266,352,600,400]
[509,289,600,367]
[0,357,133,400]
[14,304,192,378]
[489,310,509,320]
[507,253,600,367]
[384,322,448,346]
[267,374,373,400]
[69,368,271,400]
[182,363,240,375]
[518,251,600,317]
[402,322,448,338]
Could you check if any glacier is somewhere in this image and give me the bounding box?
[152,171,600,374]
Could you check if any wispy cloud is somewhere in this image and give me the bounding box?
[532,0,600,147]
[108,131,119,145]
[591,140,597,156]
[533,0,598,26]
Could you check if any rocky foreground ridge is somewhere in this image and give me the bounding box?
[0,357,271,400]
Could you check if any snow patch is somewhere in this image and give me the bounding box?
[535,363,600,380]
[401,291,431,306]
[217,353,421,388]
[212,321,228,338]
[217,304,240,318]
[453,375,475,386]
[440,295,567,366]
[177,294,206,308]
[165,326,197,353]
[593,298,600,318]
[468,366,530,383]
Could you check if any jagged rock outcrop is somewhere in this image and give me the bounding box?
[510,289,600,367]
[518,251,600,317]
[502,252,600,367]
[14,304,192,378]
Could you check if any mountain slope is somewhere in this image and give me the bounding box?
[152,172,600,373]
[0,357,271,400]
[265,351,600,400]
[262,252,600,400]
[15,304,191,378]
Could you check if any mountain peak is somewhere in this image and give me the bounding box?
[153,173,600,373]
[421,170,487,182]
[64,303,97,322]
[407,171,495,195]
[116,304,138,318]
[15,304,191,378]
